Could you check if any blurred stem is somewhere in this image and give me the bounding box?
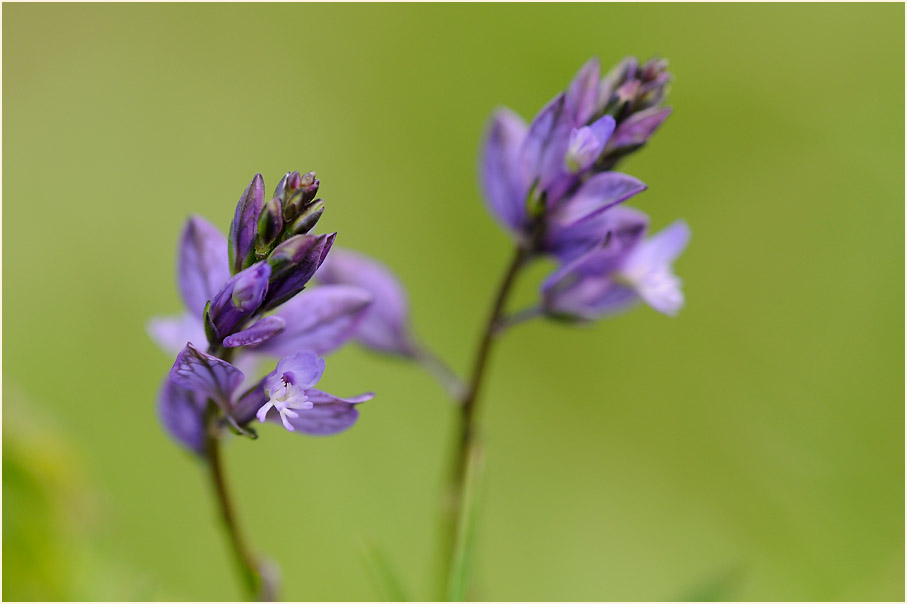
[413,344,467,400]
[439,244,529,600]
[494,306,543,335]
[205,428,271,601]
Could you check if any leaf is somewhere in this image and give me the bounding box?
[446,443,486,602]
[357,538,409,602]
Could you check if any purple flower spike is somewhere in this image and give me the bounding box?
[262,233,335,311]
[208,262,272,340]
[316,248,417,356]
[253,285,373,357]
[480,108,529,233]
[179,215,230,316]
[223,316,286,348]
[158,377,207,455]
[542,219,690,320]
[251,352,373,435]
[229,173,265,274]
[170,343,245,412]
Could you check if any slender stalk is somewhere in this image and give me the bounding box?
[205,429,265,601]
[413,344,468,400]
[439,244,529,600]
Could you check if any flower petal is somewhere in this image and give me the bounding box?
[266,351,326,392]
[551,172,646,227]
[479,108,529,232]
[222,316,286,348]
[520,93,574,199]
[169,343,244,410]
[306,388,375,405]
[546,204,649,263]
[254,285,373,357]
[229,173,265,274]
[178,215,230,316]
[566,57,601,125]
[147,313,207,356]
[624,220,691,270]
[541,247,637,320]
[315,248,416,356]
[158,377,207,455]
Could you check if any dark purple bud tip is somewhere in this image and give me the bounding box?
[290,199,325,235]
[257,197,284,249]
[262,232,335,311]
[229,173,265,274]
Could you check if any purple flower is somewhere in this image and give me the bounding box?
[479,56,672,259]
[248,351,374,435]
[165,345,373,439]
[150,172,376,453]
[315,247,417,357]
[542,217,690,320]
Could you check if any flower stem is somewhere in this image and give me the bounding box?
[439,244,529,600]
[205,429,271,601]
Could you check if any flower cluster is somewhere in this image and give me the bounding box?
[149,172,375,454]
[480,56,689,320]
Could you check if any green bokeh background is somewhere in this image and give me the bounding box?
[3,3,904,601]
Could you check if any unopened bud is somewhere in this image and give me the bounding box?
[257,197,284,248]
[290,199,325,235]
[284,175,320,221]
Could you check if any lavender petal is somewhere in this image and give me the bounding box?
[178,215,230,316]
[169,343,244,410]
[254,285,373,357]
[158,377,207,455]
[480,108,529,232]
[222,316,286,348]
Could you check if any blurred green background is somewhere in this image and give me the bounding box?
[3,3,904,601]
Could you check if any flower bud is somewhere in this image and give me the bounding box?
[289,199,325,235]
[257,197,284,249]
[273,170,302,203]
[284,172,320,221]
[262,232,335,311]
[229,174,265,274]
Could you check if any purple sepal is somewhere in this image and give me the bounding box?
[169,343,244,412]
[520,93,574,200]
[542,219,690,319]
[546,204,649,264]
[147,313,207,356]
[566,57,601,125]
[229,173,265,274]
[208,262,272,340]
[316,248,417,356]
[270,396,364,436]
[231,380,267,426]
[158,377,207,455]
[253,285,373,357]
[223,316,286,348]
[262,233,335,311]
[479,108,529,233]
[178,215,230,316]
[606,106,672,150]
[550,172,647,227]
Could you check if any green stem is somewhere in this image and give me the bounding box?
[205,428,268,601]
[439,244,529,600]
